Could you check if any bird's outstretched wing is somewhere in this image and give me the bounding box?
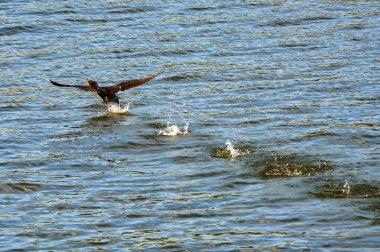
[50,80,97,92]
[106,72,163,93]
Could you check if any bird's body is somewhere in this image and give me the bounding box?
[50,72,162,104]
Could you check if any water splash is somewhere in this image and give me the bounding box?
[107,103,130,114]
[212,140,251,158]
[158,120,190,136]
[225,139,241,158]
[313,180,379,199]
[342,179,351,195]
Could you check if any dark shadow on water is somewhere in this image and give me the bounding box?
[245,153,333,179]
[106,140,155,150]
[145,122,167,129]
[0,181,44,193]
[108,6,157,14]
[363,202,380,226]
[0,25,36,36]
[209,144,252,159]
[50,112,130,142]
[310,178,380,225]
[312,180,380,199]
[84,112,130,127]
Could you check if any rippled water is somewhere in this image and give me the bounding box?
[1,1,379,250]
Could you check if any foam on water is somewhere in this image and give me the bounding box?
[158,120,190,136]
[107,103,130,114]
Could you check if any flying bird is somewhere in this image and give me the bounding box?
[50,72,163,104]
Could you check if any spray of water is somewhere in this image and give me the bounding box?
[211,139,251,158]
[225,139,240,158]
[342,179,351,195]
[107,103,130,114]
[223,139,251,158]
[158,120,190,136]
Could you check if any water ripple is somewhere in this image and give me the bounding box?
[0,0,379,251]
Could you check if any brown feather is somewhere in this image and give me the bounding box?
[105,71,163,93]
[50,80,97,92]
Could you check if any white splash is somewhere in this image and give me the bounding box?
[225,139,250,158]
[107,103,130,114]
[225,139,241,158]
[183,120,190,133]
[158,120,190,136]
[342,179,351,195]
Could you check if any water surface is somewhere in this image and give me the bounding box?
[1,0,379,250]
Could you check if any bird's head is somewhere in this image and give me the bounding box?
[86,80,98,87]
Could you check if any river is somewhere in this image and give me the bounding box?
[1,1,379,250]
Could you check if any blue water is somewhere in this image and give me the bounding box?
[1,1,379,250]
